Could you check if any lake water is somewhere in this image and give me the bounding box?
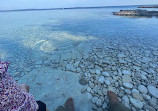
[0,6,158,110]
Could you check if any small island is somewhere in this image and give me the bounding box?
[113,9,158,17]
[138,6,158,8]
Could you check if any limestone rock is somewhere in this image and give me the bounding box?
[66,64,74,71]
[138,85,147,94]
[102,72,110,77]
[96,70,101,75]
[105,80,111,86]
[125,89,131,95]
[143,105,156,111]
[102,103,107,109]
[79,78,87,85]
[122,75,132,83]
[118,53,126,58]
[96,98,102,107]
[142,94,151,100]
[132,89,140,93]
[113,9,158,17]
[149,97,157,108]
[130,97,143,109]
[132,92,144,101]
[92,96,98,104]
[98,76,105,84]
[122,70,131,76]
[92,104,97,110]
[147,85,158,98]
[123,82,133,89]
[122,95,130,108]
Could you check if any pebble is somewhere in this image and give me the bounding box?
[138,85,147,94]
[141,74,147,80]
[147,85,158,98]
[98,90,103,96]
[130,97,143,109]
[108,86,116,92]
[118,53,126,58]
[98,76,105,84]
[142,94,151,100]
[114,82,119,87]
[89,82,95,88]
[79,78,87,85]
[102,103,107,109]
[132,89,140,93]
[102,72,110,77]
[143,105,156,111]
[66,64,74,71]
[92,96,98,104]
[149,97,157,108]
[96,98,102,107]
[123,82,133,89]
[122,95,129,106]
[122,75,132,83]
[87,93,92,100]
[122,70,131,76]
[81,87,87,93]
[87,87,91,92]
[92,104,97,110]
[125,89,131,95]
[105,80,111,86]
[102,88,107,95]
[132,92,144,101]
[153,51,158,56]
[96,70,101,75]
[118,91,124,97]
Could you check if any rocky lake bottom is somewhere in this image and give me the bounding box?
[0,7,158,111]
[2,34,158,111]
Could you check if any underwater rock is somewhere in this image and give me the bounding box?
[148,86,158,98]
[102,71,110,77]
[130,97,144,109]
[79,78,87,85]
[122,70,131,76]
[138,85,147,94]
[98,76,105,83]
[123,82,133,89]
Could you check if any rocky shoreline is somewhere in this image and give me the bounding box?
[113,9,158,17]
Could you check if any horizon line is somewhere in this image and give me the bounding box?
[0,4,157,12]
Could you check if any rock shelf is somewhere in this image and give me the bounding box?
[113,9,158,17]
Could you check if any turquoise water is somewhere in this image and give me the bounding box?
[0,6,158,110]
[0,7,158,59]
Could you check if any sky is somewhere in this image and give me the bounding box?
[0,0,158,10]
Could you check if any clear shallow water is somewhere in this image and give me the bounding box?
[0,6,158,110]
[0,7,158,60]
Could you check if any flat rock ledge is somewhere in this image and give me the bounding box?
[113,9,158,17]
[138,6,158,8]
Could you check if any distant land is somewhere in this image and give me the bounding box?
[0,4,157,13]
[138,6,158,8]
[113,9,158,17]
